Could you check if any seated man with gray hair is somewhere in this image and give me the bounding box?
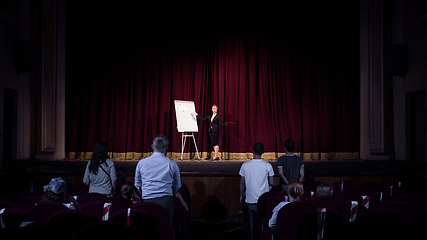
[134,135,181,228]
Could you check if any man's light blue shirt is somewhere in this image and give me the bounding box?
[134,152,181,199]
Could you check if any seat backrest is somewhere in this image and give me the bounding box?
[78,201,104,221]
[276,201,317,240]
[17,195,42,211]
[0,201,20,209]
[295,208,347,240]
[130,202,170,240]
[108,208,160,240]
[1,208,40,227]
[46,209,99,239]
[265,196,287,220]
[363,195,382,209]
[104,196,132,215]
[300,189,315,201]
[256,191,284,218]
[29,201,68,223]
[332,201,367,221]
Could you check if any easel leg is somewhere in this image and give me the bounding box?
[181,133,186,161]
[191,133,200,161]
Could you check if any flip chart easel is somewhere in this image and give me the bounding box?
[181,132,200,161]
[174,100,200,161]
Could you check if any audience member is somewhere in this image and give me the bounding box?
[239,142,274,240]
[268,179,304,229]
[315,182,332,197]
[40,177,80,209]
[120,182,142,204]
[83,140,117,197]
[114,167,127,196]
[134,135,181,229]
[277,139,305,192]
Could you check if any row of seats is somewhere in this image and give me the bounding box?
[0,183,191,240]
[0,199,187,240]
[256,181,427,240]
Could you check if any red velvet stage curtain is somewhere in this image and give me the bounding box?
[65,1,360,160]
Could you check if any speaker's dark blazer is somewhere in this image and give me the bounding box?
[197,114,226,146]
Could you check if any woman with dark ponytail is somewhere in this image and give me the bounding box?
[83,141,117,197]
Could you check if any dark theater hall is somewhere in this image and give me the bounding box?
[0,1,426,240]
